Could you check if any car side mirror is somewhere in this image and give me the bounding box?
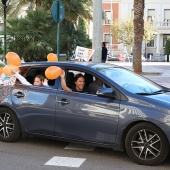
[96,88,115,98]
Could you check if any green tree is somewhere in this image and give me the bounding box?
[4,0,92,61]
[111,13,156,55]
[60,18,92,59]
[143,18,157,58]
[76,18,92,48]
[0,0,29,19]
[0,0,92,21]
[143,19,157,42]
[6,7,56,61]
[111,14,134,53]
[0,38,3,54]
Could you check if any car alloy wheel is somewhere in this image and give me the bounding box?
[0,107,21,142]
[125,122,169,166]
[0,112,14,138]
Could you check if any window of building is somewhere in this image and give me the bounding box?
[104,11,112,25]
[147,39,154,47]
[163,34,170,47]
[164,9,170,26]
[147,9,155,22]
[104,34,111,43]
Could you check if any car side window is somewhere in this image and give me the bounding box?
[59,69,90,93]
[24,67,63,89]
[15,66,30,84]
[88,76,112,95]
[25,69,37,84]
[59,69,111,95]
[17,67,54,88]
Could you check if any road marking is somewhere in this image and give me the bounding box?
[64,143,95,151]
[44,156,86,168]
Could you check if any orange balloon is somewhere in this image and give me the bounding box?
[6,52,21,66]
[45,66,62,80]
[0,67,3,75]
[47,53,58,62]
[3,65,19,76]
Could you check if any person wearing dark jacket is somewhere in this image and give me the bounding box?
[102,42,108,63]
[60,70,89,93]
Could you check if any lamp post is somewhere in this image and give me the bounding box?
[1,0,9,62]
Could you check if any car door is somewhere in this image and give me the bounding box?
[11,84,56,136]
[55,90,120,145]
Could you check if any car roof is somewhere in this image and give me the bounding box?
[20,61,119,69]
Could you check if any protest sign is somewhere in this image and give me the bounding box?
[0,73,16,86]
[75,46,95,61]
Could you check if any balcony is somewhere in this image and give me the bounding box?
[156,21,170,33]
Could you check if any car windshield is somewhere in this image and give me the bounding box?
[92,65,162,94]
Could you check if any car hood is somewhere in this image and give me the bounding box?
[146,92,170,105]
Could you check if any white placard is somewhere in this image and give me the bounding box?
[75,46,95,61]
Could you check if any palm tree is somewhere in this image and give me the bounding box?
[6,0,92,61]
[7,7,56,61]
[62,0,92,22]
[19,0,92,21]
[0,0,29,19]
[1,0,92,20]
[133,0,145,73]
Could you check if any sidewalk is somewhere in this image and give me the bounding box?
[109,61,170,88]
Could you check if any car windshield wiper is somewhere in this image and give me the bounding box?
[152,89,170,94]
[136,89,170,95]
[136,92,154,95]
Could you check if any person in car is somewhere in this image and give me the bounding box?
[9,68,49,87]
[89,78,103,94]
[60,70,89,93]
[14,72,49,86]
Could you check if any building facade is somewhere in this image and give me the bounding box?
[102,0,170,58]
[102,0,119,45]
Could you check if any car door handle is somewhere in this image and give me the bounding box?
[57,99,70,105]
[14,92,25,98]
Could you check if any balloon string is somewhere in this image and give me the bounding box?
[0,60,15,73]
[0,60,6,66]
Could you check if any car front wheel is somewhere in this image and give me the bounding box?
[0,107,21,142]
[125,122,169,166]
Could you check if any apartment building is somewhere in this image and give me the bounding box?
[102,0,170,58]
[102,0,119,44]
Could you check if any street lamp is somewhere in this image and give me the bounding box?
[1,0,9,62]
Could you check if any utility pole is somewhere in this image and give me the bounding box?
[110,0,113,44]
[92,0,102,62]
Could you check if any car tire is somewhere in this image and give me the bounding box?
[0,107,21,142]
[125,122,169,166]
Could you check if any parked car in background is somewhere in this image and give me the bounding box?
[107,53,119,61]
[0,61,170,166]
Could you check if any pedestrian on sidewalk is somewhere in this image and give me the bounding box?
[102,42,108,63]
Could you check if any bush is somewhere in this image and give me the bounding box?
[165,37,170,62]
[165,38,170,54]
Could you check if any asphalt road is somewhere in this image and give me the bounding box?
[0,137,170,170]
